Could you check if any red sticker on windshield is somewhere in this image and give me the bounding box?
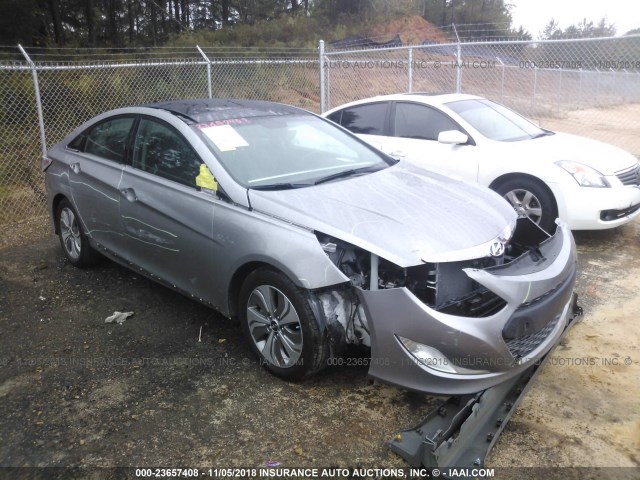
[196,118,250,129]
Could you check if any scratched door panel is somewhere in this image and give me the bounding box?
[119,165,217,303]
[66,115,136,255]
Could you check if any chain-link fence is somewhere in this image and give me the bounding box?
[0,66,44,225]
[322,35,640,156]
[1,35,639,229]
[0,48,319,226]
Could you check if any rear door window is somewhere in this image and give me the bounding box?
[83,116,135,162]
[337,102,389,135]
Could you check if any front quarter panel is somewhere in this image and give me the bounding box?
[212,206,349,316]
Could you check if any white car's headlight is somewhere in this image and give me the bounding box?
[556,160,610,188]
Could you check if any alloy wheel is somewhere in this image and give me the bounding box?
[503,189,543,224]
[59,207,82,260]
[246,285,303,368]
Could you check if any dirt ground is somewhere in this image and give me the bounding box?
[535,103,640,158]
[0,217,639,479]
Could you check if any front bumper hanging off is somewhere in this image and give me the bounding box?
[387,293,582,470]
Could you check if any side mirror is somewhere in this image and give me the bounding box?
[438,130,469,145]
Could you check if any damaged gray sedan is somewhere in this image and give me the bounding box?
[44,99,578,394]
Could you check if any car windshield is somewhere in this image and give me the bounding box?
[193,114,391,189]
[446,99,547,142]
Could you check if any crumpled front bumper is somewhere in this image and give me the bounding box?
[357,221,578,395]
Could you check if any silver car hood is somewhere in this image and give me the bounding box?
[248,162,516,267]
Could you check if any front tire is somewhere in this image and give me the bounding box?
[238,268,328,380]
[494,177,557,233]
[56,199,101,267]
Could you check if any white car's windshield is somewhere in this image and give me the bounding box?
[446,99,548,142]
[194,114,391,189]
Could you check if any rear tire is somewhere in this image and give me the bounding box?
[56,199,101,267]
[494,177,557,233]
[238,267,328,380]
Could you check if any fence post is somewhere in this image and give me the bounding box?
[456,43,462,93]
[319,40,326,113]
[408,47,413,93]
[196,45,212,99]
[327,57,331,110]
[18,44,47,158]
[452,24,461,93]
[496,57,505,99]
[532,66,537,115]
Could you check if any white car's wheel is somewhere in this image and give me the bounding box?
[495,178,557,233]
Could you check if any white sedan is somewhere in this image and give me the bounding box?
[323,93,640,231]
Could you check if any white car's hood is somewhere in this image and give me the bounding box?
[513,132,638,175]
[248,162,516,267]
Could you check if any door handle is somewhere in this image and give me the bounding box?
[120,188,137,202]
[70,162,81,174]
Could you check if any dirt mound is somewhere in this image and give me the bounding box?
[368,15,451,45]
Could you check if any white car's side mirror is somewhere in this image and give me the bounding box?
[438,130,469,145]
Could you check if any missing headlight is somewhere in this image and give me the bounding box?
[315,233,406,290]
[404,259,507,317]
[317,218,550,319]
[315,232,506,317]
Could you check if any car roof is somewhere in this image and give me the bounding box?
[324,93,483,113]
[142,98,306,124]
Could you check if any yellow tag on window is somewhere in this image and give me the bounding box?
[195,164,218,191]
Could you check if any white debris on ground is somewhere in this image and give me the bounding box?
[104,311,134,324]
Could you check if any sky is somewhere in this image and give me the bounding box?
[509,0,639,37]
